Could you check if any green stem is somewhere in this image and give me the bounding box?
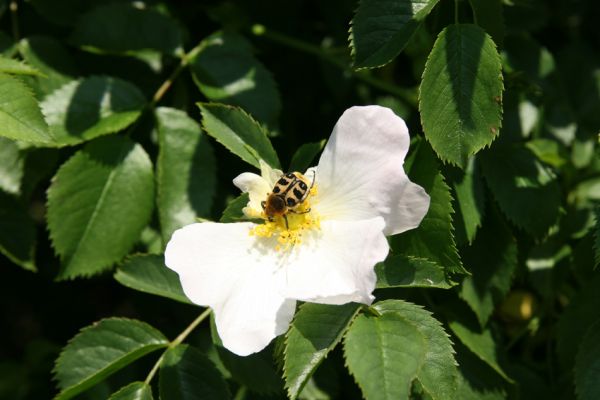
[251,24,417,107]
[144,308,212,384]
[9,0,19,41]
[454,0,460,25]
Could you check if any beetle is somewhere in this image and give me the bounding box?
[261,171,315,229]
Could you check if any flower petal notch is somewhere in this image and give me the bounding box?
[165,105,430,356]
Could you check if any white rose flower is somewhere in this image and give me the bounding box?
[165,105,430,356]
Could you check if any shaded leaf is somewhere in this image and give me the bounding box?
[210,316,283,394]
[420,24,503,168]
[156,107,216,243]
[114,254,192,305]
[459,207,518,326]
[375,255,452,288]
[447,305,513,382]
[289,140,325,173]
[191,32,281,128]
[391,140,466,279]
[284,303,360,399]
[54,318,168,400]
[575,319,600,400]
[350,0,441,69]
[557,274,600,370]
[447,159,485,245]
[198,103,279,169]
[0,73,51,144]
[480,144,560,237]
[41,76,146,147]
[0,191,36,271]
[47,136,154,279]
[219,193,250,223]
[71,3,184,57]
[468,0,504,46]
[344,300,458,400]
[18,36,79,97]
[108,381,153,400]
[159,345,231,400]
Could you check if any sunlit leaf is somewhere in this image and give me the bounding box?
[108,382,153,400]
[375,255,452,288]
[420,24,503,168]
[284,303,360,399]
[0,137,24,195]
[344,300,457,400]
[198,103,279,169]
[156,107,216,243]
[0,54,43,76]
[41,76,146,147]
[0,73,51,144]
[114,254,192,305]
[47,136,154,279]
[54,318,168,400]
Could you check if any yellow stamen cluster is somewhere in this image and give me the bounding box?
[249,185,320,251]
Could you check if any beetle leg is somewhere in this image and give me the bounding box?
[261,200,266,209]
[283,214,289,230]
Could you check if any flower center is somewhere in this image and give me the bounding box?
[250,185,320,251]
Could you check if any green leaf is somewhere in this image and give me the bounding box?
[0,136,24,195]
[198,103,279,169]
[108,382,153,400]
[375,255,452,289]
[47,136,154,279]
[159,345,231,400]
[350,0,441,69]
[575,319,600,400]
[114,254,192,305]
[54,318,168,400]
[480,144,560,237]
[156,107,216,243]
[344,300,458,400]
[18,36,79,97]
[391,140,466,280]
[447,159,485,245]
[459,207,518,326]
[70,3,184,57]
[0,54,43,76]
[420,24,503,168]
[468,0,505,46]
[219,193,250,223]
[594,206,600,268]
[284,303,360,399]
[557,274,600,370]
[0,73,51,144]
[453,343,508,400]
[447,306,513,382]
[191,32,281,128]
[0,191,36,271]
[41,76,146,147]
[288,141,325,172]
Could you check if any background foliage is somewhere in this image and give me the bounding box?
[1,0,600,399]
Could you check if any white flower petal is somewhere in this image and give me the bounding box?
[313,105,430,235]
[164,222,295,356]
[259,159,283,187]
[282,217,388,305]
[232,172,270,217]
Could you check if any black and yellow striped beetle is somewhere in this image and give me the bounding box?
[261,171,316,230]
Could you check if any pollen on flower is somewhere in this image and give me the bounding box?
[249,185,321,251]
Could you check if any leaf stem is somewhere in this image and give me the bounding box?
[149,43,204,108]
[9,0,19,41]
[250,24,417,107]
[144,308,212,384]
